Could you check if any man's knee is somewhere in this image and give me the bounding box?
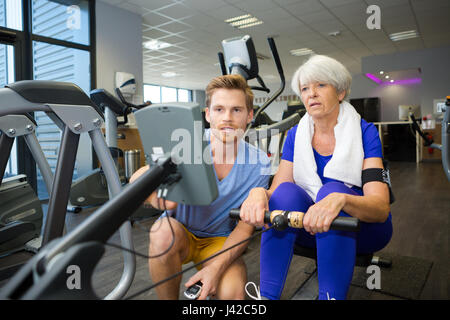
[216,259,247,300]
[149,218,185,257]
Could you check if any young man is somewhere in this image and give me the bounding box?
[130,74,270,300]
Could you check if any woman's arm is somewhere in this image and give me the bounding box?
[303,157,390,234]
[340,157,390,223]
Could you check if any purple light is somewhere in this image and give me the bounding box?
[383,78,422,85]
[365,73,382,84]
[366,73,422,86]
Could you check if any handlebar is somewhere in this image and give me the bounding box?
[409,113,435,146]
[229,209,360,232]
[115,87,151,110]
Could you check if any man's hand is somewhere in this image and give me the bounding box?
[239,187,269,228]
[129,165,177,210]
[184,264,221,300]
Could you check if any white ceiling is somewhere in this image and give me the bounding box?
[99,0,450,90]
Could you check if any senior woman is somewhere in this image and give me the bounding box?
[239,55,393,300]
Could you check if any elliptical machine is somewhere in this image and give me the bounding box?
[409,96,450,181]
[69,88,156,223]
[218,35,302,173]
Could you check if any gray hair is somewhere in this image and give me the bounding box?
[291,55,352,101]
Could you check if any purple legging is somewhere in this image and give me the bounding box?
[259,181,392,300]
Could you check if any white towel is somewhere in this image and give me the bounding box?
[292,100,364,201]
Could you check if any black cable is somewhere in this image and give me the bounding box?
[123,224,274,300]
[105,190,176,259]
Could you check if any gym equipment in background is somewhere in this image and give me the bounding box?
[409,96,450,181]
[218,35,301,173]
[0,80,136,299]
[0,102,218,299]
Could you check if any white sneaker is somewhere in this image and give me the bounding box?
[245,281,261,300]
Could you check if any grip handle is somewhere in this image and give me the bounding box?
[229,209,360,232]
[229,208,271,223]
[330,217,360,232]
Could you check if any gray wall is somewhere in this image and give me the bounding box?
[193,89,206,108]
[360,46,450,121]
[254,46,450,123]
[76,1,143,174]
[96,1,143,104]
[349,73,422,122]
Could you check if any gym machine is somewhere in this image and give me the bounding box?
[0,102,218,299]
[69,88,151,210]
[0,80,137,299]
[218,35,302,172]
[409,96,450,181]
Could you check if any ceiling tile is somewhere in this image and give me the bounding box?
[181,0,227,12]
[284,0,326,17]
[158,34,188,45]
[156,2,197,19]
[203,5,248,21]
[233,0,279,13]
[142,12,172,27]
[126,0,176,11]
[143,28,172,39]
[158,21,192,34]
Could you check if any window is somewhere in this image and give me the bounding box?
[144,84,192,103]
[0,0,95,199]
[32,0,90,45]
[0,43,16,178]
[144,84,160,103]
[178,89,190,102]
[0,0,22,31]
[30,0,94,199]
[161,86,177,103]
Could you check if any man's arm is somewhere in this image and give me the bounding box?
[206,221,254,274]
[129,165,178,210]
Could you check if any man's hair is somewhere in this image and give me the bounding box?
[205,74,254,112]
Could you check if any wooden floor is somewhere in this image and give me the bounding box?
[3,161,449,300]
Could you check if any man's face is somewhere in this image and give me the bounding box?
[205,88,253,144]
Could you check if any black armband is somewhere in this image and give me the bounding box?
[362,167,395,204]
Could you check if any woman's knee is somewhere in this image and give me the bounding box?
[269,182,314,211]
[316,182,356,202]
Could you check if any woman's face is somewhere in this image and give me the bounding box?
[300,82,345,120]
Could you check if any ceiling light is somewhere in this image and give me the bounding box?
[256,52,270,60]
[389,30,419,41]
[225,14,263,29]
[390,79,394,83]
[290,48,314,56]
[161,71,177,78]
[379,71,384,74]
[238,21,263,29]
[143,39,171,51]
[225,14,251,23]
[328,31,341,37]
[385,75,389,79]
[230,17,259,27]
